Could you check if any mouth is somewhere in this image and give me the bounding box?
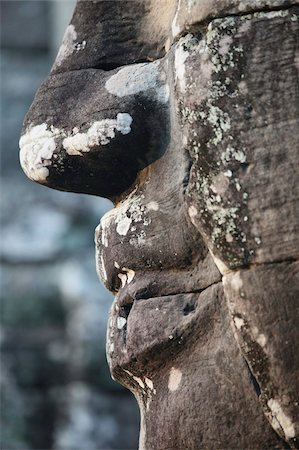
[116,285,198,330]
[106,274,223,374]
[112,267,222,336]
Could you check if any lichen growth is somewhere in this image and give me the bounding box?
[175,13,260,268]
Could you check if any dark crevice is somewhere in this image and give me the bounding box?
[244,357,261,397]
[52,57,159,76]
[119,303,133,345]
[214,2,297,22]
[183,302,196,316]
[133,280,222,301]
[174,3,297,44]
[182,150,193,195]
[215,256,298,276]
[120,303,133,321]
[245,256,298,270]
[91,58,153,72]
[242,358,293,449]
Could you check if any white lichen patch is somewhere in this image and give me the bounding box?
[95,217,119,285]
[174,36,191,93]
[267,399,296,439]
[188,205,198,224]
[221,145,246,164]
[106,302,118,368]
[193,170,244,251]
[113,195,151,245]
[118,273,127,288]
[123,370,145,390]
[63,113,133,155]
[238,80,248,94]
[230,271,243,291]
[123,268,135,284]
[175,32,208,95]
[207,105,231,146]
[225,233,234,243]
[234,316,245,330]
[168,367,182,392]
[146,201,159,211]
[208,203,239,239]
[253,9,289,20]
[19,123,61,182]
[96,208,116,248]
[54,24,77,67]
[132,376,145,390]
[75,40,86,51]
[210,173,230,195]
[207,17,243,74]
[218,34,233,56]
[97,208,140,288]
[130,229,147,246]
[117,317,127,330]
[116,215,132,236]
[224,169,233,178]
[105,61,169,103]
[20,114,133,181]
[144,377,154,391]
[256,333,267,347]
[117,268,135,288]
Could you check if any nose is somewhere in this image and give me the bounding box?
[19,0,170,199]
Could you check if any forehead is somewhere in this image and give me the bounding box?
[56,0,291,73]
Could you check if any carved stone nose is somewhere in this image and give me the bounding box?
[19,63,170,198]
[19,0,170,199]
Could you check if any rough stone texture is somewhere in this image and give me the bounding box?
[20,0,299,449]
[181,9,299,268]
[223,262,299,446]
[178,8,299,447]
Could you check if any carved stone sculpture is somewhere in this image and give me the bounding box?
[20,1,299,448]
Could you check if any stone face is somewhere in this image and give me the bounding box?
[20,0,299,449]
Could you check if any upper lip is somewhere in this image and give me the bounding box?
[115,277,220,308]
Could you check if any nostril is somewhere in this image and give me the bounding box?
[134,282,159,300]
[92,58,153,72]
[118,301,133,345]
[183,302,196,316]
[121,303,133,321]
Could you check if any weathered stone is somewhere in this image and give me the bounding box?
[223,262,299,446]
[20,1,299,449]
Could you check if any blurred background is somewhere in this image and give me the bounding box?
[0,1,139,449]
